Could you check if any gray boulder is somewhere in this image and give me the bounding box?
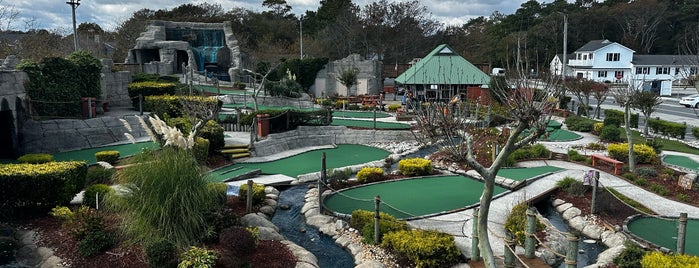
[241,213,279,232]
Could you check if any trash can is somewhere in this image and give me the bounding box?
[256,114,270,138]
[81,97,96,118]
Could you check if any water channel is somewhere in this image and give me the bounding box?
[535,200,607,267]
[271,185,355,268]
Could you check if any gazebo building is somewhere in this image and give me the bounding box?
[396,44,490,103]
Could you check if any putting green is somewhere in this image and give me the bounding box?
[323,175,507,219]
[626,216,699,256]
[663,155,699,172]
[333,110,391,119]
[195,85,246,95]
[222,103,320,112]
[208,144,390,182]
[331,118,411,130]
[497,166,563,181]
[52,142,160,165]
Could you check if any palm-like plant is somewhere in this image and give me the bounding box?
[336,65,359,110]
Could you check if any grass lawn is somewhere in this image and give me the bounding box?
[331,118,410,130]
[621,128,699,154]
[497,166,563,181]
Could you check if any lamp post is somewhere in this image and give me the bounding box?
[299,15,304,60]
[67,0,80,51]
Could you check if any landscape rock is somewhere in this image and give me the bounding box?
[568,216,586,232]
[562,206,581,219]
[556,203,573,213]
[241,213,279,232]
[283,241,319,267]
[259,205,275,216]
[355,260,385,268]
[593,244,626,267]
[552,199,565,207]
[306,215,334,228]
[582,224,605,240]
[256,227,285,241]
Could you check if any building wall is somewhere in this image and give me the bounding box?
[311,54,382,98]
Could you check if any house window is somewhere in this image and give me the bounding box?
[636,67,650,74]
[691,67,697,75]
[583,55,587,60]
[606,53,620,61]
[598,71,607,77]
[656,67,670,75]
[614,71,624,79]
[676,68,680,75]
[589,53,593,60]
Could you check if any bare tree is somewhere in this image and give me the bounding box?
[0,0,19,31]
[609,80,642,172]
[612,0,666,53]
[412,70,561,268]
[566,78,593,117]
[591,82,610,119]
[631,90,662,136]
[243,63,279,111]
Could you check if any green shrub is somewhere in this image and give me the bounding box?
[650,184,669,196]
[643,138,663,154]
[178,246,219,268]
[397,158,432,176]
[693,127,699,139]
[17,153,54,164]
[127,81,177,109]
[635,167,657,179]
[634,178,648,187]
[586,142,607,151]
[613,241,645,268]
[604,109,639,128]
[238,183,266,205]
[381,229,461,268]
[219,227,256,257]
[18,56,91,117]
[64,206,106,240]
[0,161,87,213]
[199,120,225,154]
[349,210,404,234]
[677,193,691,202]
[593,122,604,133]
[599,125,622,142]
[77,229,114,257]
[327,168,353,183]
[0,236,18,263]
[648,118,687,139]
[607,143,657,164]
[95,151,120,165]
[603,117,622,127]
[67,50,102,99]
[504,203,545,245]
[192,137,210,164]
[360,215,407,244]
[356,167,384,183]
[556,176,587,196]
[82,184,114,209]
[567,150,588,162]
[564,115,596,132]
[146,240,178,268]
[86,166,115,186]
[50,206,74,221]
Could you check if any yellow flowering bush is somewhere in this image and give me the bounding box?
[0,161,87,212]
[593,122,604,133]
[356,167,384,183]
[607,143,657,164]
[95,150,119,165]
[381,229,461,268]
[641,251,699,268]
[398,158,432,176]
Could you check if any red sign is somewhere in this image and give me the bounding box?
[615,73,622,79]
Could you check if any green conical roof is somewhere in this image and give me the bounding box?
[395,44,490,85]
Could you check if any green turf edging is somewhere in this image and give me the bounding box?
[624,215,699,256]
[331,118,410,130]
[52,141,160,165]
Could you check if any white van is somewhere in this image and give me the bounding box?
[491,68,505,76]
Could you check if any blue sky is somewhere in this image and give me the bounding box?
[5,0,528,32]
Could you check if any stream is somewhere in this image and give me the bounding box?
[271,185,355,268]
[535,200,607,267]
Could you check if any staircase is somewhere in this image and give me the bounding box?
[220,144,251,160]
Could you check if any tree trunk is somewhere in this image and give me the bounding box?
[478,171,497,268]
[625,105,636,171]
[643,114,649,136]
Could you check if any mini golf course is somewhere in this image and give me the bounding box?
[662,155,699,172]
[208,144,391,182]
[625,216,699,256]
[330,118,410,130]
[52,141,160,165]
[222,103,320,112]
[497,166,563,181]
[195,85,246,95]
[323,175,508,219]
[332,110,391,119]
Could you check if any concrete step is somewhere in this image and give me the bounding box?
[229,152,251,159]
[224,144,249,149]
[220,148,249,154]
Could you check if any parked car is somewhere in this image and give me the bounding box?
[680,94,699,108]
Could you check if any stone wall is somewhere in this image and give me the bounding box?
[252,126,415,157]
[100,59,132,107]
[311,54,382,98]
[19,115,149,154]
[0,70,28,157]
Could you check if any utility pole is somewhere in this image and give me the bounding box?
[299,15,304,60]
[67,0,81,51]
[562,13,568,81]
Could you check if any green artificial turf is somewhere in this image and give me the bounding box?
[497,166,563,181]
[330,118,411,130]
[544,129,582,142]
[194,85,246,95]
[323,175,507,219]
[662,155,699,172]
[222,103,320,112]
[208,144,390,182]
[52,142,160,165]
[626,216,699,256]
[332,110,391,119]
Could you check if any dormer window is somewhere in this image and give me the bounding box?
[606,53,620,61]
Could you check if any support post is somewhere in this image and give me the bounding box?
[678,212,688,254]
[373,108,377,130]
[471,208,480,261]
[374,195,381,244]
[565,233,579,268]
[88,98,93,118]
[525,207,536,258]
[504,231,516,268]
[319,153,326,214]
[246,180,253,214]
[139,94,143,115]
[591,171,599,214]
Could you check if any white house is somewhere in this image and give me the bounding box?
[550,39,698,95]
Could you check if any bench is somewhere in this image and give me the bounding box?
[590,154,623,175]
